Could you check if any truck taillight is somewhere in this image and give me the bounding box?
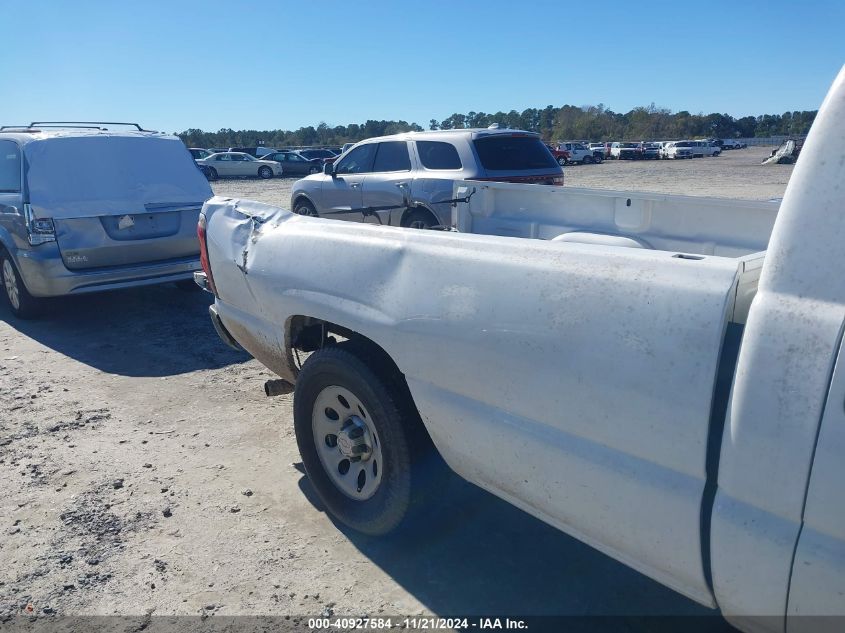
[197,214,217,295]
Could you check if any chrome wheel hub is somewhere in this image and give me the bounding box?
[312,385,383,500]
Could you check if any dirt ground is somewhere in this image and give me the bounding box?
[0,149,789,628]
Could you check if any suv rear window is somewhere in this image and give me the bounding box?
[417,141,462,170]
[473,135,558,171]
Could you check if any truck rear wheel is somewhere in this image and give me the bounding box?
[294,344,444,535]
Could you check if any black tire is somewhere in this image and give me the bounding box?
[258,166,273,179]
[294,344,444,535]
[403,209,436,230]
[593,153,603,164]
[556,156,567,167]
[207,167,218,181]
[293,199,318,217]
[1,252,44,319]
[582,155,593,165]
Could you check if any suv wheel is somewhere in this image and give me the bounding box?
[404,209,437,230]
[258,166,273,179]
[294,199,318,217]
[556,156,567,167]
[1,253,44,319]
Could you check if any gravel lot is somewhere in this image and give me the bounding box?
[210,147,792,208]
[0,148,789,627]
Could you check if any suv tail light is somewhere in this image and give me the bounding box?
[553,175,564,186]
[197,214,218,295]
[24,204,56,245]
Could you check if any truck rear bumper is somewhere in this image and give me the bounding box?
[16,245,200,297]
[208,303,242,350]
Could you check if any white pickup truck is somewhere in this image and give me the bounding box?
[196,68,845,632]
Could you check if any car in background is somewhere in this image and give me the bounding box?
[643,142,662,159]
[690,140,720,157]
[0,122,212,318]
[298,148,338,162]
[545,143,570,166]
[558,141,602,164]
[227,146,275,158]
[341,142,356,153]
[189,148,213,160]
[662,141,694,159]
[612,142,644,159]
[195,152,283,180]
[261,150,324,176]
[291,127,564,229]
[589,142,611,159]
[721,139,746,150]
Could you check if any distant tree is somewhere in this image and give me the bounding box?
[177,105,816,149]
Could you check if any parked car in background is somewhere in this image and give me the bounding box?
[226,146,275,158]
[642,142,661,159]
[721,139,746,149]
[298,148,338,162]
[691,140,721,157]
[290,127,564,229]
[589,142,611,159]
[261,150,324,176]
[545,143,570,166]
[195,152,283,180]
[613,142,644,159]
[662,141,694,159]
[0,122,212,318]
[189,148,213,160]
[341,142,355,153]
[558,141,602,164]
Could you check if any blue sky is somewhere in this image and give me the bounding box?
[1,0,842,133]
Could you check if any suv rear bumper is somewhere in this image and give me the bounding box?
[16,244,200,297]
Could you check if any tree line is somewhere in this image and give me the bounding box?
[177,105,816,148]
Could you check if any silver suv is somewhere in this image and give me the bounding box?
[0,123,212,318]
[290,127,564,229]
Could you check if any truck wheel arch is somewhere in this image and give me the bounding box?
[287,316,426,430]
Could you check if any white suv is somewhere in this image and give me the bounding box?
[291,128,564,229]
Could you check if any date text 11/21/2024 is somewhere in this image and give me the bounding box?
[308,617,528,630]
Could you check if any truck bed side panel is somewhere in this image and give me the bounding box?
[206,198,741,606]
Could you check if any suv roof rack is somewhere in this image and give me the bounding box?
[0,122,156,133]
[29,121,151,131]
